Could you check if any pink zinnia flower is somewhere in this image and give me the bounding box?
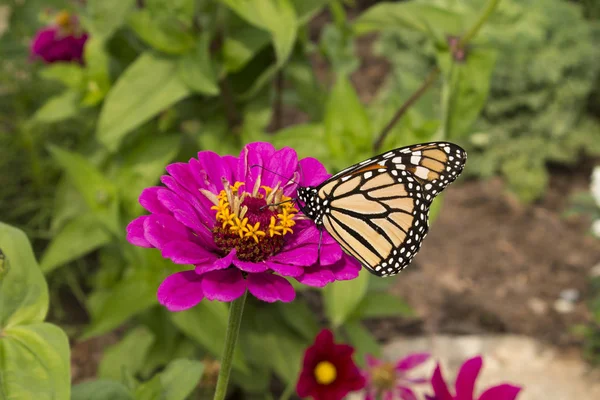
[297,329,366,400]
[364,353,430,400]
[30,11,88,64]
[426,356,522,400]
[126,142,361,310]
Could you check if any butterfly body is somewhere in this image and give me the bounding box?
[297,142,467,277]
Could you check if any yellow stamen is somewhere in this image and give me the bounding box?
[55,11,71,28]
[244,222,266,243]
[314,361,337,385]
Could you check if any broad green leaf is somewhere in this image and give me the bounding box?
[160,359,204,400]
[223,25,271,72]
[38,64,84,88]
[134,375,163,400]
[351,292,414,320]
[99,326,155,381]
[40,213,112,273]
[50,178,87,234]
[354,2,464,41]
[324,77,372,168]
[83,275,158,339]
[0,323,70,399]
[437,48,497,139]
[71,380,134,400]
[128,11,195,54]
[323,270,370,328]
[115,134,180,215]
[171,301,248,373]
[0,223,48,327]
[275,301,319,340]
[293,0,329,24]
[97,52,191,151]
[177,35,219,95]
[343,320,381,367]
[48,145,120,235]
[82,37,112,106]
[85,0,136,41]
[220,0,297,64]
[32,90,79,123]
[263,332,304,384]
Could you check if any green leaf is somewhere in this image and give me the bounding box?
[99,326,155,381]
[0,323,70,399]
[83,275,158,339]
[324,76,372,168]
[85,0,136,41]
[71,380,134,400]
[351,292,414,320]
[438,48,497,139]
[177,35,219,95]
[262,332,304,384]
[48,145,120,235]
[128,10,195,54]
[343,320,381,366]
[171,301,248,373]
[97,52,191,151]
[223,24,271,73]
[82,37,112,106]
[40,213,112,273]
[353,2,464,41]
[323,271,370,328]
[160,359,204,400]
[38,64,84,88]
[32,90,79,124]
[0,223,48,327]
[134,375,163,400]
[220,0,297,64]
[275,301,319,340]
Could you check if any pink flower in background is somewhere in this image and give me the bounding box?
[126,142,361,310]
[426,356,522,400]
[30,11,88,64]
[364,353,430,400]
[296,329,366,400]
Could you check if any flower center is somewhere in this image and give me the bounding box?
[371,362,396,390]
[204,179,297,262]
[314,361,337,385]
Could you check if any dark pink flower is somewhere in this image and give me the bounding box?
[426,356,522,400]
[127,142,361,310]
[364,353,430,400]
[297,329,366,400]
[30,11,88,64]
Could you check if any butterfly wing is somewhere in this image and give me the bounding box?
[317,142,466,277]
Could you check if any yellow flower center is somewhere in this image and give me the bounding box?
[371,362,396,390]
[314,361,337,385]
[54,10,72,29]
[202,178,298,262]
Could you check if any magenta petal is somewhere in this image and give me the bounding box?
[161,241,216,264]
[329,255,362,280]
[295,267,335,288]
[396,353,431,371]
[126,216,152,247]
[478,384,522,400]
[398,387,418,400]
[262,147,298,190]
[201,268,247,302]
[241,142,276,192]
[139,187,170,214]
[265,261,304,277]
[317,241,343,265]
[143,214,190,249]
[298,157,330,187]
[431,364,453,400]
[383,392,394,400]
[232,258,269,273]
[456,356,483,400]
[366,354,381,368]
[195,249,236,274]
[247,273,295,302]
[157,271,204,311]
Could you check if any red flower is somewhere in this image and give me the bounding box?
[296,329,366,400]
[30,11,88,64]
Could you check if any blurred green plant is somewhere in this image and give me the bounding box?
[375,0,600,202]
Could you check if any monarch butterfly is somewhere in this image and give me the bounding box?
[297,142,467,277]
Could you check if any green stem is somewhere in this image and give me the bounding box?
[458,0,502,47]
[212,291,248,400]
[21,123,43,191]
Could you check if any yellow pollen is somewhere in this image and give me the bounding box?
[314,361,337,385]
[55,10,71,28]
[206,181,299,244]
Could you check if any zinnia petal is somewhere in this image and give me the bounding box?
[299,157,331,187]
[396,352,430,371]
[329,255,362,280]
[201,268,247,302]
[398,386,418,400]
[478,384,522,400]
[143,214,190,249]
[157,271,204,311]
[431,364,453,400]
[126,216,152,247]
[196,249,236,274]
[161,240,217,264]
[295,267,335,287]
[247,273,295,302]
[139,187,170,214]
[232,258,269,273]
[455,356,483,400]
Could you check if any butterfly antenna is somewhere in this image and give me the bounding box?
[249,164,300,186]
